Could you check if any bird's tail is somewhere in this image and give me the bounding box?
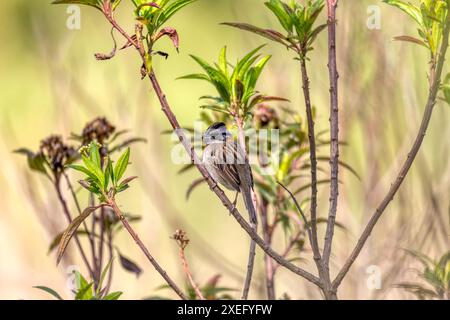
[242,187,257,226]
[237,166,257,226]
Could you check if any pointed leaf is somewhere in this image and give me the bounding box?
[114,148,130,182]
[56,205,102,265]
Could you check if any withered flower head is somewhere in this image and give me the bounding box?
[172,229,190,249]
[254,104,279,129]
[39,135,77,172]
[82,117,116,145]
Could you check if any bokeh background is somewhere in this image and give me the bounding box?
[0,0,448,300]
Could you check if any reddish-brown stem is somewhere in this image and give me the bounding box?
[260,198,275,299]
[179,248,205,300]
[323,0,339,275]
[107,198,187,300]
[332,7,450,292]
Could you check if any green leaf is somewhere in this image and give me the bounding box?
[189,54,230,101]
[56,206,102,265]
[265,0,294,33]
[52,0,103,11]
[103,291,123,300]
[177,73,210,81]
[246,55,271,94]
[14,149,48,175]
[218,46,228,77]
[82,155,105,186]
[89,142,101,169]
[96,258,113,296]
[75,281,94,300]
[33,286,64,300]
[114,147,130,182]
[383,0,423,26]
[156,0,198,27]
[104,157,114,189]
[221,22,289,46]
[66,164,98,181]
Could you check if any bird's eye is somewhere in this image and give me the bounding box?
[222,132,226,137]
[211,135,215,140]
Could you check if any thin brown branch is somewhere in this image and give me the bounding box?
[323,0,339,271]
[260,198,275,299]
[107,198,187,300]
[299,50,322,268]
[332,10,450,292]
[179,248,205,300]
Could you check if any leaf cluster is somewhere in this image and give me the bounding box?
[384,0,449,56]
[67,142,135,202]
[180,46,286,121]
[224,0,326,58]
[397,250,450,300]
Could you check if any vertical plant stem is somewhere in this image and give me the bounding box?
[97,207,106,282]
[179,248,205,300]
[299,55,320,261]
[107,198,187,300]
[261,199,275,299]
[235,116,257,300]
[299,53,328,290]
[323,0,339,272]
[332,9,450,292]
[54,176,94,277]
[103,227,114,295]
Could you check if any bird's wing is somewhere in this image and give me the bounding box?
[204,142,240,191]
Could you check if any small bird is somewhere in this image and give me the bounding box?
[202,122,257,225]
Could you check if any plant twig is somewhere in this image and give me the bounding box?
[332,8,450,292]
[235,116,257,300]
[320,1,340,300]
[323,0,340,269]
[299,49,322,269]
[107,198,187,300]
[173,230,205,300]
[260,198,275,299]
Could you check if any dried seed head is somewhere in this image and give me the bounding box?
[39,135,77,172]
[81,117,116,145]
[172,229,190,249]
[254,104,279,129]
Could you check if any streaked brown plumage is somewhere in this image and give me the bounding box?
[203,122,257,224]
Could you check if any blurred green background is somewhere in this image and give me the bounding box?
[0,0,448,299]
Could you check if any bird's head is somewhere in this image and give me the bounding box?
[204,122,231,144]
